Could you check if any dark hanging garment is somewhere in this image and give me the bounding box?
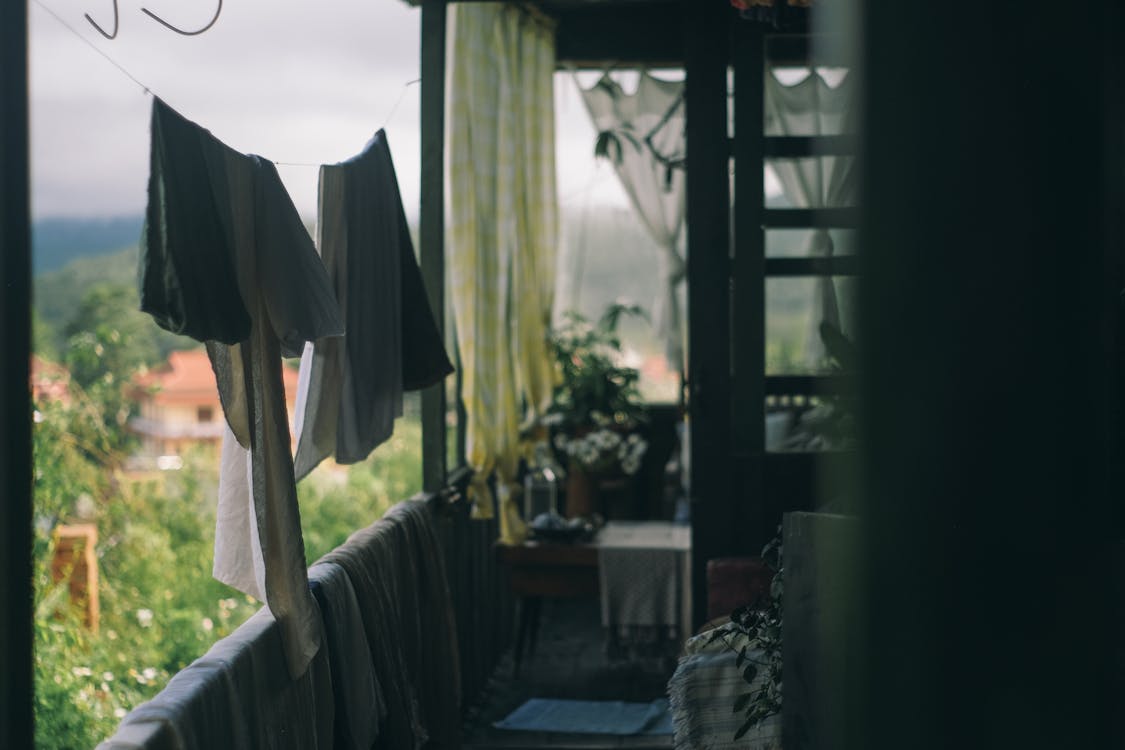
[254,158,348,358]
[137,98,344,680]
[293,130,453,480]
[372,132,454,391]
[139,98,251,344]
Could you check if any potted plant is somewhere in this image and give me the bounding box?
[542,303,649,517]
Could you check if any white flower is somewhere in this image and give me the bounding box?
[102,671,114,682]
[142,667,157,681]
[72,666,93,677]
[201,617,214,632]
[114,707,127,719]
[136,608,154,628]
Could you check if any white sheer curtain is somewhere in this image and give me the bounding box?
[577,71,686,371]
[765,68,856,367]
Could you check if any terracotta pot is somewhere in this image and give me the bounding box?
[565,464,598,518]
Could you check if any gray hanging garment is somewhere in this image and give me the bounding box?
[137,98,344,679]
[293,130,452,480]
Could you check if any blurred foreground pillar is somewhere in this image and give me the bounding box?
[854,4,1125,749]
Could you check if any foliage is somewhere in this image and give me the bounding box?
[299,415,421,564]
[545,303,648,432]
[36,245,190,363]
[542,303,650,475]
[35,407,422,749]
[705,529,784,741]
[54,282,187,459]
[552,426,647,476]
[33,348,422,748]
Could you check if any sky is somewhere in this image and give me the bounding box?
[28,0,631,222]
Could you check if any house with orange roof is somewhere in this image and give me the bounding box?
[30,355,71,407]
[129,348,299,458]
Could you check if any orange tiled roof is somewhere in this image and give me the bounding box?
[31,354,70,383]
[134,349,299,406]
[31,354,71,404]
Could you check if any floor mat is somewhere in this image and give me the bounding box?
[493,698,673,735]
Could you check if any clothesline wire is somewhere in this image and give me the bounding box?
[31,0,420,168]
[32,0,154,95]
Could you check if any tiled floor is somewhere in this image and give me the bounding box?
[462,598,676,749]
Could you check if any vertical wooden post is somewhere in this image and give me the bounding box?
[731,22,767,550]
[685,4,732,629]
[420,0,448,494]
[50,525,101,633]
[0,0,32,744]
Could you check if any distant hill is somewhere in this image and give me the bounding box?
[35,244,137,336]
[32,215,143,274]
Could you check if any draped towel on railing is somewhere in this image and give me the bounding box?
[318,500,462,749]
[99,499,460,750]
[97,606,335,750]
[447,3,559,542]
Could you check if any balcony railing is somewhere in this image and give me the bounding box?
[99,471,512,749]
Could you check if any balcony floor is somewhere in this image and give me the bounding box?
[463,598,676,750]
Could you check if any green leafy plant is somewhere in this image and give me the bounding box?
[545,303,648,432]
[542,304,650,475]
[705,529,784,740]
[32,326,421,749]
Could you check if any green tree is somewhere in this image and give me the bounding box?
[60,284,162,458]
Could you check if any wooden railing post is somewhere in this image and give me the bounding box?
[420,0,449,494]
[50,525,101,633]
[0,0,33,743]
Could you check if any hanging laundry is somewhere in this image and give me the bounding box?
[293,130,452,481]
[140,100,251,344]
[138,98,344,679]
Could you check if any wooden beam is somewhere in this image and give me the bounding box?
[765,374,853,396]
[555,5,684,67]
[765,255,858,277]
[764,135,857,158]
[0,0,32,745]
[420,0,448,494]
[685,2,732,629]
[729,23,765,461]
[765,34,849,67]
[763,207,858,228]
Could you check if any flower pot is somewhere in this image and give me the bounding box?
[564,464,598,519]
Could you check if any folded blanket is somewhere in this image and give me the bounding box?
[667,630,781,750]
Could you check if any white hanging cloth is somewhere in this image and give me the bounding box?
[764,68,856,367]
[577,71,686,371]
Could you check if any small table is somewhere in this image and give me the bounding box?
[496,522,691,675]
[495,539,599,675]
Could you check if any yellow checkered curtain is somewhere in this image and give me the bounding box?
[447,3,558,544]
